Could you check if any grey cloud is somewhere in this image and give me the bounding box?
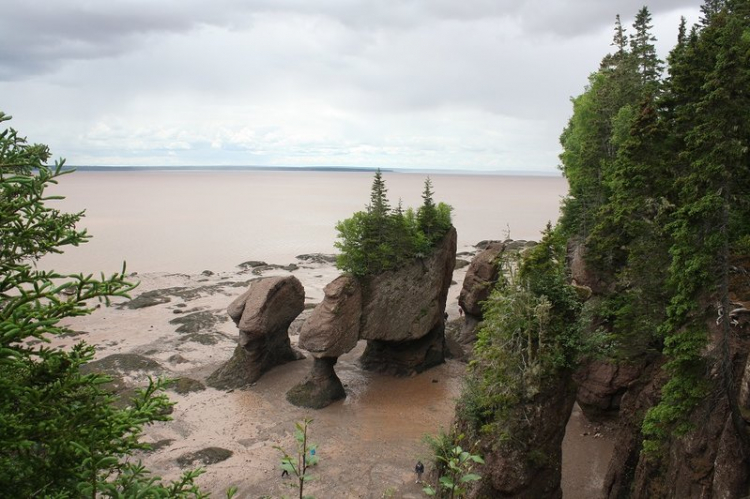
[1,0,702,81]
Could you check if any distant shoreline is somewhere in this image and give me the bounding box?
[64,165,561,177]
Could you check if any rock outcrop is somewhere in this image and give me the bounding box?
[601,255,750,498]
[573,359,645,420]
[289,228,457,407]
[468,374,577,499]
[456,242,505,346]
[207,276,305,389]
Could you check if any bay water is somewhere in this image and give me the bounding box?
[41,170,568,275]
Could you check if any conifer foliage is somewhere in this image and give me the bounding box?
[558,0,750,458]
[0,112,216,497]
[335,170,453,276]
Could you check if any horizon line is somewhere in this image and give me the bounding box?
[64,165,562,177]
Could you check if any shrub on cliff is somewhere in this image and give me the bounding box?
[0,112,215,496]
[458,225,582,434]
[335,170,452,276]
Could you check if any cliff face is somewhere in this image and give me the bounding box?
[457,239,750,499]
[593,253,750,498]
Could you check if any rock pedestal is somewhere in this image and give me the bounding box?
[207,276,304,389]
[359,322,446,376]
[285,357,346,409]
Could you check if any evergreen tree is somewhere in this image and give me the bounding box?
[335,173,452,276]
[630,7,664,88]
[417,177,438,241]
[0,112,216,496]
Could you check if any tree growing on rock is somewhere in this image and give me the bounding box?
[334,170,453,276]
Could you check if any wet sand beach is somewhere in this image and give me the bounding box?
[55,258,613,498]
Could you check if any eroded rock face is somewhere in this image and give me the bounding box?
[207,276,305,389]
[458,242,504,317]
[359,227,457,343]
[574,359,644,420]
[469,374,577,499]
[566,237,610,295]
[604,255,750,498]
[298,275,361,358]
[227,276,305,337]
[359,322,446,376]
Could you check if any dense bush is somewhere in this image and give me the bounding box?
[458,225,582,435]
[334,171,452,276]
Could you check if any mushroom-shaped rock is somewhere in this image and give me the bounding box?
[358,227,457,375]
[207,276,305,389]
[360,227,457,343]
[298,275,362,358]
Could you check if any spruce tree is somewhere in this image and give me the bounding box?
[0,112,215,496]
[417,177,438,242]
[630,7,664,88]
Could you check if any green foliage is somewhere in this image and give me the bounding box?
[274,418,318,499]
[422,432,483,499]
[558,0,750,461]
[0,112,219,497]
[335,171,453,276]
[457,227,582,434]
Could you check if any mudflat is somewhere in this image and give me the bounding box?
[54,255,611,498]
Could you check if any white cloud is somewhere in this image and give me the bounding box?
[0,1,703,172]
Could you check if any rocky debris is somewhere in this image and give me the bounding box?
[176,447,233,467]
[145,439,175,453]
[169,310,227,334]
[238,260,268,269]
[455,258,470,269]
[296,253,337,264]
[121,281,259,310]
[573,359,644,420]
[81,353,163,376]
[208,276,305,389]
[474,239,503,250]
[121,289,180,309]
[469,375,577,499]
[168,354,189,364]
[290,228,457,408]
[504,239,537,251]
[286,357,345,409]
[299,276,361,358]
[171,377,206,394]
[238,260,300,274]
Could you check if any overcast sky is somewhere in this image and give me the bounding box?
[1,1,702,173]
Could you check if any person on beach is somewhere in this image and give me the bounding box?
[415,461,424,483]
